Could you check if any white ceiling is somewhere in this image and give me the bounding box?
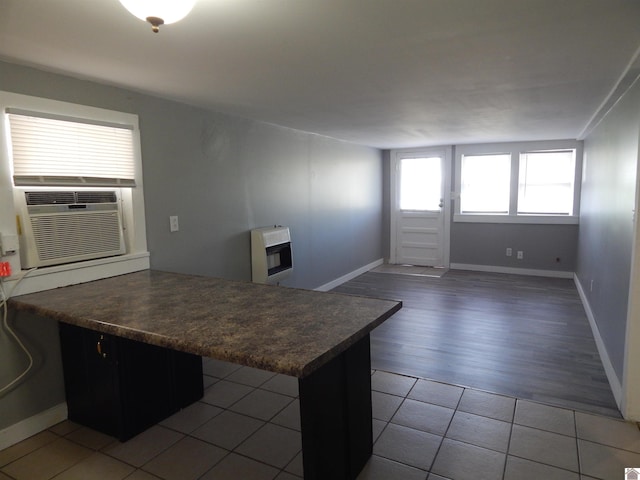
[1,0,640,149]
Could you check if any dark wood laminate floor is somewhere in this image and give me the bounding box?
[332,269,621,418]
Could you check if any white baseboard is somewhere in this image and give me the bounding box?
[574,275,623,409]
[0,402,68,451]
[450,263,574,279]
[315,258,384,292]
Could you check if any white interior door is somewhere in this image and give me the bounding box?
[391,150,450,267]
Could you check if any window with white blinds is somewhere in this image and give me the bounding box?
[7,110,136,187]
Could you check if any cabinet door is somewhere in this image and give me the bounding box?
[59,323,203,441]
[117,336,175,440]
[59,324,124,437]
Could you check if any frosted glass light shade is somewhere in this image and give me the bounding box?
[119,0,196,31]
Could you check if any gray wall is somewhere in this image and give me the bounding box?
[450,223,578,271]
[0,310,66,428]
[140,106,383,288]
[0,60,384,432]
[576,78,640,382]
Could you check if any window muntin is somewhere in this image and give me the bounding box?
[7,111,136,187]
[518,150,575,215]
[460,154,511,214]
[399,156,442,211]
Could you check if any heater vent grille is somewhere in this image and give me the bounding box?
[251,226,293,284]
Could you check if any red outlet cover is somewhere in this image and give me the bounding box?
[0,262,11,277]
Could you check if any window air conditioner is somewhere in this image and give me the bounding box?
[16,190,126,268]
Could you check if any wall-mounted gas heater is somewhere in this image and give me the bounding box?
[251,226,293,285]
[15,190,126,268]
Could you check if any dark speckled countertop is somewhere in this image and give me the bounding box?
[10,270,402,378]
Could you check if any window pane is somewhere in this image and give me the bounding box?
[518,150,575,215]
[460,154,511,214]
[399,157,441,210]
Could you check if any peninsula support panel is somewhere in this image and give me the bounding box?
[298,334,373,480]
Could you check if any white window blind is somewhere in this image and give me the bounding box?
[7,110,136,187]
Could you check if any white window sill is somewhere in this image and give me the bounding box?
[4,252,150,297]
[453,214,579,225]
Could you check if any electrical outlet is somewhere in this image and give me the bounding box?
[506,248,512,257]
[0,233,19,256]
[169,216,179,232]
[517,250,524,260]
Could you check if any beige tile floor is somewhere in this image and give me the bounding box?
[1,359,640,480]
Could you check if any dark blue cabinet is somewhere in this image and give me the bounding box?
[58,322,203,441]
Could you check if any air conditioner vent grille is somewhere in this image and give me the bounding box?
[26,191,75,205]
[76,191,118,204]
[25,190,117,205]
[17,189,126,268]
[30,212,123,261]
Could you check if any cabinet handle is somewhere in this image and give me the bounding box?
[97,335,108,358]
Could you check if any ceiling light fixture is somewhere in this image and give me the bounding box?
[119,0,196,33]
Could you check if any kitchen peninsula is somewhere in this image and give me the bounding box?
[10,269,402,480]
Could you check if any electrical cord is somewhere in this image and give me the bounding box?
[0,268,37,396]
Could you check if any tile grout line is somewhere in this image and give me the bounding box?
[572,409,585,478]
[368,369,409,471]
[501,399,517,480]
[423,384,466,476]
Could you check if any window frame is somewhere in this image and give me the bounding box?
[454,140,582,224]
[0,91,149,295]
